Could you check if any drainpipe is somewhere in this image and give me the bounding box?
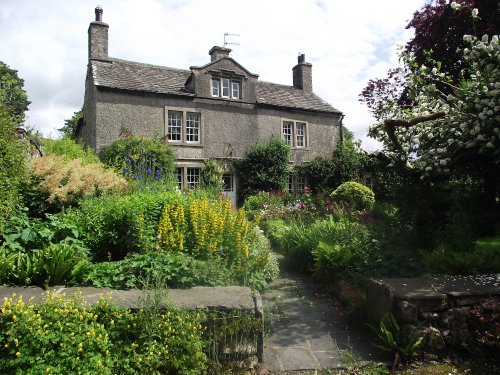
[339,114,345,146]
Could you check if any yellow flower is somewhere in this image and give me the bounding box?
[14,338,18,347]
[15,351,21,357]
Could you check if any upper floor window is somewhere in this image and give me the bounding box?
[211,78,241,99]
[166,108,201,144]
[282,120,308,148]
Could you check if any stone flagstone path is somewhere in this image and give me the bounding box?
[260,267,379,374]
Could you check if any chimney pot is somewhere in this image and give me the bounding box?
[298,53,305,63]
[95,6,103,22]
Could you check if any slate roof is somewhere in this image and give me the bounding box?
[90,58,341,114]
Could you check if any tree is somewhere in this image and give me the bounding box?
[234,137,291,199]
[360,1,499,120]
[0,61,30,125]
[59,109,83,139]
[368,34,499,234]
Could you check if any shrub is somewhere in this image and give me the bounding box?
[294,156,334,193]
[63,190,181,260]
[99,136,175,189]
[332,181,375,211]
[30,155,128,207]
[243,191,283,211]
[41,136,100,165]
[311,218,380,283]
[0,108,27,233]
[0,293,206,374]
[234,137,291,200]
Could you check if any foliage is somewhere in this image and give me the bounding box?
[0,213,90,286]
[0,60,30,125]
[62,190,179,260]
[58,109,82,139]
[234,137,291,199]
[0,293,206,374]
[200,159,224,191]
[421,243,500,275]
[369,313,423,368]
[243,191,283,212]
[30,155,128,207]
[331,138,367,187]
[99,136,175,190]
[0,108,27,233]
[360,0,499,119]
[41,136,99,165]
[311,218,380,282]
[332,181,375,211]
[295,156,335,193]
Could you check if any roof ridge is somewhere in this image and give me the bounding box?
[108,57,191,73]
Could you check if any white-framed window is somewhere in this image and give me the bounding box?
[186,112,200,143]
[165,108,201,145]
[282,120,308,148]
[221,78,230,98]
[223,174,234,192]
[287,175,294,193]
[167,111,183,142]
[232,81,240,99]
[211,79,220,97]
[282,121,293,146]
[296,122,306,148]
[186,167,200,188]
[211,77,241,99]
[175,167,183,189]
[288,174,307,194]
[296,175,306,193]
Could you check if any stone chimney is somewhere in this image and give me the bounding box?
[88,6,109,60]
[209,46,232,62]
[292,53,312,92]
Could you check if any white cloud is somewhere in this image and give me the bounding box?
[0,0,425,149]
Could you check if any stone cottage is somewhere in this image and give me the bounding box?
[81,7,343,205]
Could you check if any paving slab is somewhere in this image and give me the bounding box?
[261,270,377,373]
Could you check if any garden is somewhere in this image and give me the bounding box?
[1,1,499,374]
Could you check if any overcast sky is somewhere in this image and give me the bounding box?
[0,0,426,150]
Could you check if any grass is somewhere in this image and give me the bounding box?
[475,236,500,251]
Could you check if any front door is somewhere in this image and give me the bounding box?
[222,173,237,207]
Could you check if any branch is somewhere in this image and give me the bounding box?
[384,111,446,151]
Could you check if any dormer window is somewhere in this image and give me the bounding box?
[211,77,241,99]
[211,79,219,96]
[221,78,230,98]
[232,82,240,99]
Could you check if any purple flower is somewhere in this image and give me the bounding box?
[155,167,161,176]
[147,169,152,175]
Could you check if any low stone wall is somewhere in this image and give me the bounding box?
[0,285,264,363]
[365,274,499,353]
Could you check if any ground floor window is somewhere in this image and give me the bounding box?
[288,174,307,194]
[175,166,201,189]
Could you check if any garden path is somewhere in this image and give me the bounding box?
[260,259,378,374]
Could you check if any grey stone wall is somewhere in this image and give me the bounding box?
[365,275,500,354]
[87,87,340,164]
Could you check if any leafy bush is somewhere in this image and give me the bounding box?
[0,293,206,374]
[62,190,180,260]
[294,156,335,193]
[0,214,90,286]
[41,136,100,165]
[369,313,423,368]
[422,244,500,275]
[99,136,175,189]
[30,155,128,207]
[243,191,284,211]
[332,181,375,211]
[311,219,380,282]
[234,137,291,200]
[0,108,27,233]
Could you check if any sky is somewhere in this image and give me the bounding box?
[0,0,426,150]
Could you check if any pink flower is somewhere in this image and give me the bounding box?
[325,198,331,206]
